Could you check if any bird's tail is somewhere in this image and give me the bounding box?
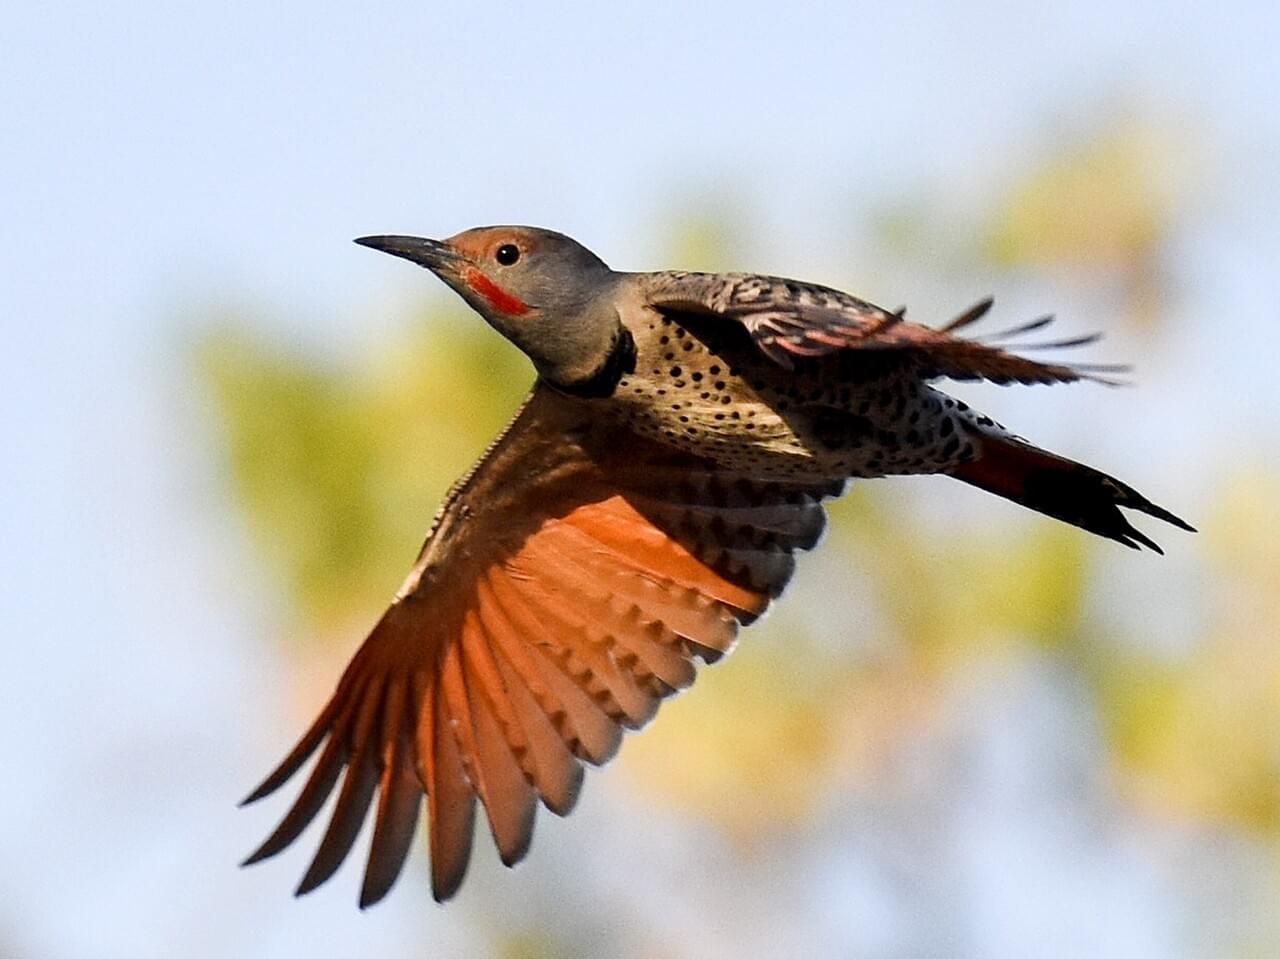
[948,429,1195,553]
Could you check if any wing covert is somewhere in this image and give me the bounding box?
[642,270,1126,385]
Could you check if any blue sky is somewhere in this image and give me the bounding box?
[2,2,1278,956]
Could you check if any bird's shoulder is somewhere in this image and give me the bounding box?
[398,385,603,597]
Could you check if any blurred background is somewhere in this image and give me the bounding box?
[3,2,1278,957]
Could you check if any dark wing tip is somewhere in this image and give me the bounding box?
[241,693,345,807]
[939,296,995,333]
[239,765,296,809]
[431,860,470,903]
[544,763,586,817]
[1115,490,1196,552]
[357,888,384,911]
[239,790,265,809]
[239,846,273,868]
[358,755,425,908]
[1120,524,1163,554]
[1140,502,1196,533]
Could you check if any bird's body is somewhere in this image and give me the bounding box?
[242,226,1193,907]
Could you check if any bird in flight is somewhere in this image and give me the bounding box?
[242,226,1193,907]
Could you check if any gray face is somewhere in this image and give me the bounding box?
[355,226,624,388]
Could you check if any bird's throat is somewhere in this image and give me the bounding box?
[554,327,637,399]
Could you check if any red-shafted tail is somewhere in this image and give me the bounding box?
[949,430,1195,553]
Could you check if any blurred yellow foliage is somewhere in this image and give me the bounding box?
[985,124,1176,270]
[663,201,748,273]
[621,624,849,842]
[841,504,1090,668]
[198,310,529,635]
[1099,471,1280,834]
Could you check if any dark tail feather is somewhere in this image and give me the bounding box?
[949,431,1195,553]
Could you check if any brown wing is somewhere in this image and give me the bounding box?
[241,384,842,906]
[642,271,1128,385]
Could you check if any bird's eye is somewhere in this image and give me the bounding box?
[495,244,520,266]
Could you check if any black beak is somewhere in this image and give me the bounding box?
[354,235,465,271]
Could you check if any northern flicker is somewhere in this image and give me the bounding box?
[242,226,1193,906]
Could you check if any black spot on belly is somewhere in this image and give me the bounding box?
[812,410,874,450]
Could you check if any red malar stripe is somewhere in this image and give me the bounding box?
[464,268,531,316]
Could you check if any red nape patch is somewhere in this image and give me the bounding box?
[464,268,530,316]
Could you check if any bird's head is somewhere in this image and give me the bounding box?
[356,226,628,393]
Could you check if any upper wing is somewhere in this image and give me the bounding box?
[242,384,843,906]
[641,271,1127,385]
